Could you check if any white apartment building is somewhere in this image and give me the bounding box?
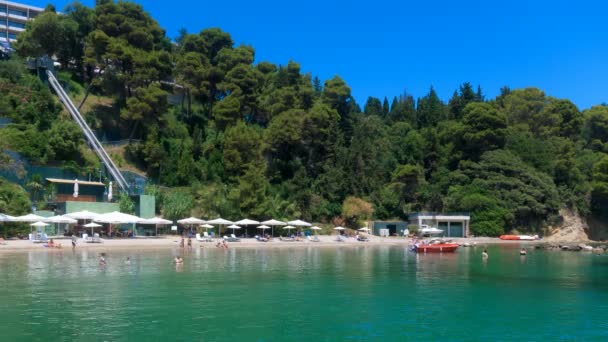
[0,1,44,43]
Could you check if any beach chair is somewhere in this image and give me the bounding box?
[336,235,345,242]
[255,235,268,242]
[82,233,93,243]
[280,236,295,242]
[203,232,213,242]
[224,234,240,242]
[196,233,205,242]
[311,235,320,242]
[93,233,102,243]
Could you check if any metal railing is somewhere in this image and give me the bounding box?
[46,70,130,193]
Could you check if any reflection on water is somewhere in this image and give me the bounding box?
[1,245,608,340]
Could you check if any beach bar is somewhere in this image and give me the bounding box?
[408,212,471,237]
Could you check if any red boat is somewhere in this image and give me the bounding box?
[499,234,539,241]
[414,243,459,253]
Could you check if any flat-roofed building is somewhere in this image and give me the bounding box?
[0,1,44,43]
[408,212,471,237]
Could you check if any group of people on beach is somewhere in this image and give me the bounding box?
[179,237,193,250]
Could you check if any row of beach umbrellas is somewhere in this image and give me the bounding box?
[1,211,373,236]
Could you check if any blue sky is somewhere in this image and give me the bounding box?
[26,0,608,109]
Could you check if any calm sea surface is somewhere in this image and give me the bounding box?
[1,245,607,341]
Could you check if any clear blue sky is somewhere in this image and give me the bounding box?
[26,0,608,109]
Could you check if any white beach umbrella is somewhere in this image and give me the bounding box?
[73,179,79,198]
[12,213,47,222]
[287,219,312,227]
[227,224,241,235]
[177,217,205,225]
[261,219,286,238]
[257,224,270,229]
[358,227,370,232]
[206,218,234,236]
[141,217,173,236]
[283,225,296,236]
[310,226,322,235]
[65,210,100,220]
[107,181,113,201]
[46,215,77,235]
[94,211,142,236]
[0,213,15,222]
[30,221,48,233]
[234,218,260,226]
[200,223,214,229]
[84,222,102,235]
[334,226,346,230]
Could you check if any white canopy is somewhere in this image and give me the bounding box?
[261,219,286,226]
[65,210,100,220]
[334,226,346,230]
[46,215,78,224]
[234,218,260,226]
[177,217,205,225]
[283,225,296,229]
[84,222,102,228]
[287,219,311,227]
[141,217,173,225]
[310,226,322,230]
[12,213,47,222]
[30,221,49,227]
[0,213,15,222]
[206,217,234,225]
[257,225,270,229]
[358,227,370,232]
[227,224,241,229]
[200,223,214,229]
[94,211,142,224]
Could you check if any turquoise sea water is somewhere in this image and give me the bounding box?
[1,245,607,341]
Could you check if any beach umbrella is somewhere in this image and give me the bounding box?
[358,227,370,232]
[94,211,142,236]
[0,213,14,238]
[177,217,205,225]
[234,219,259,236]
[108,181,113,201]
[84,222,102,236]
[200,223,214,229]
[65,210,100,220]
[12,213,47,222]
[141,217,173,236]
[206,218,234,236]
[310,226,322,235]
[30,221,48,233]
[256,224,270,236]
[73,179,79,198]
[261,219,286,238]
[227,224,241,235]
[287,219,312,227]
[283,225,296,236]
[46,215,78,235]
[334,226,346,235]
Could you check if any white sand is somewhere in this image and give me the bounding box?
[0,235,542,252]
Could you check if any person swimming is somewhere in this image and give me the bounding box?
[520,248,527,255]
[99,253,107,266]
[173,256,183,264]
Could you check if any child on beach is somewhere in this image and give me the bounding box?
[179,238,185,248]
[187,237,192,250]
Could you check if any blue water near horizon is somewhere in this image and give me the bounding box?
[1,245,607,341]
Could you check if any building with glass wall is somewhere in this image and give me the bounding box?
[0,1,43,43]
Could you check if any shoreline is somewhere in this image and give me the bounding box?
[0,236,561,253]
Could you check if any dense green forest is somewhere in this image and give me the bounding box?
[1,0,608,235]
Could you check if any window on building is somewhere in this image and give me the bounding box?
[0,7,8,14]
[8,33,17,40]
[8,9,27,17]
[8,21,25,29]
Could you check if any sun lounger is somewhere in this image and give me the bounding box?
[92,233,102,243]
[82,233,93,243]
[255,235,269,242]
[203,232,213,241]
[357,235,369,241]
[30,233,47,243]
[224,235,240,242]
[336,235,346,242]
[196,233,205,242]
[280,236,295,241]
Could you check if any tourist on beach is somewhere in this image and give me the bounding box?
[48,239,55,248]
[71,235,77,249]
[179,238,185,248]
[482,249,489,259]
[222,240,228,249]
[187,237,192,250]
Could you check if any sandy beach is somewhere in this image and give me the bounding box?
[0,235,541,252]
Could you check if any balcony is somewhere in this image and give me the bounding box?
[8,25,24,32]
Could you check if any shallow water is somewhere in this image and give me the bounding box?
[1,245,607,341]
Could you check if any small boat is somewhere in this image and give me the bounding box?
[499,234,539,241]
[414,242,459,253]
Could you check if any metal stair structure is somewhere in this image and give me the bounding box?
[46,70,131,193]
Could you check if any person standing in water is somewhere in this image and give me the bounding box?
[187,237,192,250]
[179,237,185,248]
[71,235,77,249]
[482,249,489,259]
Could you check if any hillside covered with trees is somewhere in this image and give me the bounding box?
[1,0,608,236]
